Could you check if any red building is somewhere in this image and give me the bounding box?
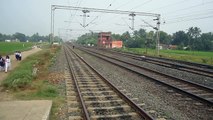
[112,41,123,48]
[98,32,112,48]
[98,32,123,48]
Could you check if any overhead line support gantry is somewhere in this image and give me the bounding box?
[51,5,161,55]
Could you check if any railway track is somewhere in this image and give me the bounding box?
[63,45,153,120]
[77,46,213,106]
[95,47,213,78]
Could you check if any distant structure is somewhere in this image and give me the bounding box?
[98,32,123,48]
[111,41,123,48]
[98,32,112,48]
[5,40,11,42]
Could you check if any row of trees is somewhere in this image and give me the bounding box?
[76,27,213,51]
[0,32,57,42]
[172,27,213,51]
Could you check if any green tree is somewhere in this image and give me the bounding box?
[187,27,201,50]
[146,31,155,48]
[159,31,172,45]
[111,34,121,40]
[13,32,26,42]
[120,31,132,46]
[171,31,188,46]
[30,33,40,42]
[76,32,98,46]
[199,32,213,51]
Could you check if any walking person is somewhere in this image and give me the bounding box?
[18,51,22,61]
[0,55,5,71]
[15,51,19,61]
[5,55,11,73]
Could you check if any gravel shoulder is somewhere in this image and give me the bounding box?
[49,46,68,120]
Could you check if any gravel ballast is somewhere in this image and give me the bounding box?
[76,49,213,120]
[49,47,68,120]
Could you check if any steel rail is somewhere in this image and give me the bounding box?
[112,48,213,70]
[82,47,213,91]
[66,44,154,120]
[96,47,213,78]
[64,46,90,120]
[78,46,213,106]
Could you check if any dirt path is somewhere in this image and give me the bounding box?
[0,47,41,101]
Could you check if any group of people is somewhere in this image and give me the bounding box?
[0,55,11,73]
[0,51,22,73]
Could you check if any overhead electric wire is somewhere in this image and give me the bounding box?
[165,11,213,21]
[164,0,213,15]
[86,0,117,30]
[122,17,132,29]
[107,0,116,9]
[165,14,213,24]
[146,0,191,12]
[165,8,213,17]
[63,0,84,39]
[67,0,83,25]
[88,0,154,32]
[114,0,136,10]
[97,0,137,27]
[129,0,153,11]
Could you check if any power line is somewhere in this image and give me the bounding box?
[129,0,153,11]
[165,8,213,18]
[122,17,131,29]
[67,0,83,25]
[114,0,136,10]
[81,0,117,29]
[146,0,191,12]
[107,0,116,9]
[166,11,213,21]
[165,14,213,24]
[164,0,213,15]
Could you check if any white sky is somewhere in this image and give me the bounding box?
[0,0,213,40]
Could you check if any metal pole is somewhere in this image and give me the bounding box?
[82,10,89,27]
[51,6,55,44]
[155,15,160,56]
[51,6,53,43]
[52,9,55,43]
[129,13,136,34]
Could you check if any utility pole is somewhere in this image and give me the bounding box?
[141,16,161,55]
[129,13,136,35]
[51,6,57,44]
[81,10,90,28]
[154,16,161,56]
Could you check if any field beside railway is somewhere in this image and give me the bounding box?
[120,48,213,65]
[1,45,65,120]
[0,42,35,55]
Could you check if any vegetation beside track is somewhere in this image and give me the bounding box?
[0,42,35,55]
[119,48,213,65]
[2,45,65,120]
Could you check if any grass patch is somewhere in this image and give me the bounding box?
[2,58,36,90]
[0,42,35,55]
[35,81,58,98]
[119,48,213,65]
[15,80,59,99]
